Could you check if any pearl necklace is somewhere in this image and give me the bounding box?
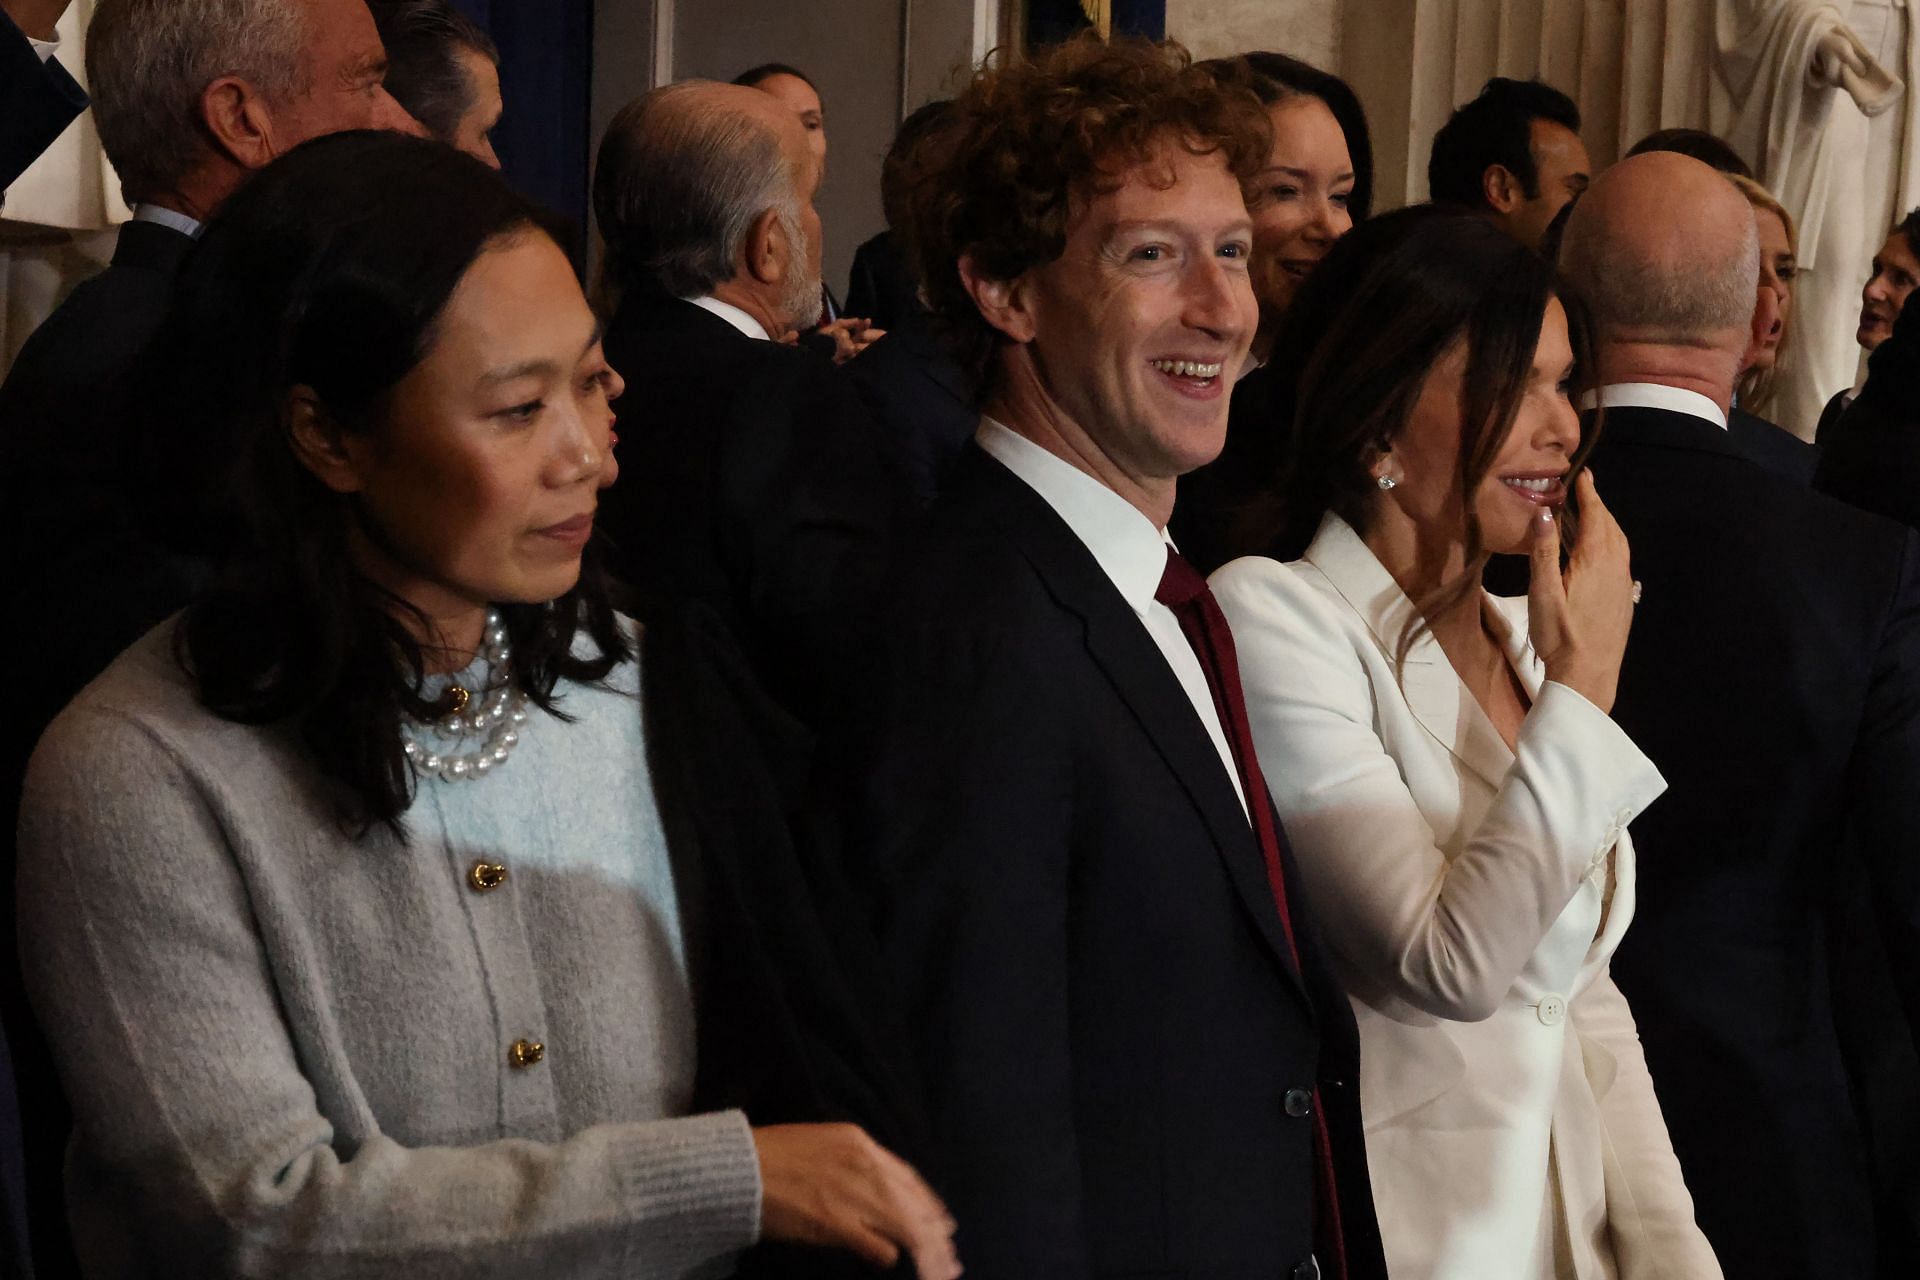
[400,610,531,783]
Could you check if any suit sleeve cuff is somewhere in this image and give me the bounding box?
[1524,680,1669,852]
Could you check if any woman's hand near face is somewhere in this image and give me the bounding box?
[1526,470,1634,714]
[753,1123,962,1278]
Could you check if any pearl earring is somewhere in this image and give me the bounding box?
[1376,474,1397,491]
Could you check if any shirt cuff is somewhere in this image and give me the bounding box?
[29,35,57,63]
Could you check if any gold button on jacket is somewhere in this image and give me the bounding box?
[468,861,508,892]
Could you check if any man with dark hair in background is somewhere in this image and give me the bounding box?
[1626,126,1754,179]
[1815,207,1920,441]
[368,0,502,166]
[1428,76,1589,252]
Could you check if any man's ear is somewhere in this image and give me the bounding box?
[742,206,790,287]
[199,75,278,172]
[1742,284,1781,372]
[958,252,1038,344]
[286,387,367,495]
[1482,163,1521,213]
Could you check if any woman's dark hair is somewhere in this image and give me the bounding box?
[1898,205,1920,258]
[1250,204,1597,664]
[367,0,499,144]
[155,131,629,832]
[731,61,817,93]
[1230,51,1375,222]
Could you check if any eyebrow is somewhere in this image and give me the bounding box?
[1102,216,1254,242]
[349,52,388,85]
[1261,164,1356,183]
[479,322,605,387]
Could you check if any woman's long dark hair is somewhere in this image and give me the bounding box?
[153,131,629,833]
[1248,204,1598,664]
[1209,50,1375,223]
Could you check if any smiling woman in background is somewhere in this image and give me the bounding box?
[12,131,956,1280]
[1232,51,1372,354]
[1173,50,1372,573]
[1212,206,1722,1279]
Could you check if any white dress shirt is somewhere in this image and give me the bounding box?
[682,295,770,342]
[132,203,204,240]
[29,34,57,62]
[1579,382,1728,429]
[975,417,1248,817]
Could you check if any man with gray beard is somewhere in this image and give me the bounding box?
[593,80,904,732]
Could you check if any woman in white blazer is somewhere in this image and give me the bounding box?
[1209,207,1719,1279]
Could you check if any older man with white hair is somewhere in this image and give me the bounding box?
[592,80,904,732]
[1561,149,1920,1279]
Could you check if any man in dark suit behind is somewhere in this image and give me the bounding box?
[0,0,86,200]
[591,81,904,730]
[0,6,416,1275]
[848,39,1386,1280]
[1561,151,1920,1279]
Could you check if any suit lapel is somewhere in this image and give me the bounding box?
[965,454,1315,1009]
[1305,515,1517,793]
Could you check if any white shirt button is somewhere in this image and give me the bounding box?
[1536,994,1567,1026]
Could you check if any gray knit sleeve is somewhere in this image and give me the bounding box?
[16,705,762,1278]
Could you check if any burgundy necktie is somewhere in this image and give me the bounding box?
[1155,545,1348,1280]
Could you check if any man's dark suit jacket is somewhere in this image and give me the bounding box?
[843,231,921,334]
[843,326,977,507]
[850,446,1387,1279]
[598,293,906,731]
[1816,300,1920,531]
[1816,388,1852,443]
[0,217,202,1280]
[1728,405,1820,484]
[0,11,86,198]
[643,604,925,1279]
[1585,404,1920,1279]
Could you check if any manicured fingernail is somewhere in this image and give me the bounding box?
[1538,509,1554,524]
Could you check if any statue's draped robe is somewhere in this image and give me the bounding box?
[1710,0,1918,438]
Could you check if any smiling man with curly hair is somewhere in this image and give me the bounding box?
[853,35,1389,1280]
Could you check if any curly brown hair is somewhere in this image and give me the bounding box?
[899,35,1272,395]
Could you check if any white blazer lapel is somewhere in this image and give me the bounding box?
[1305,517,1516,793]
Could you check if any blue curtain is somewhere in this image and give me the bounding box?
[450,0,595,246]
[1026,0,1166,46]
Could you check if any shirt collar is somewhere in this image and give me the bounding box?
[682,294,770,342]
[975,417,1170,615]
[1578,382,1728,429]
[132,203,205,240]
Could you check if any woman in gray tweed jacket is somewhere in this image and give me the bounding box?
[13,133,956,1280]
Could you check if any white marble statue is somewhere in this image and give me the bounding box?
[1712,0,1917,438]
